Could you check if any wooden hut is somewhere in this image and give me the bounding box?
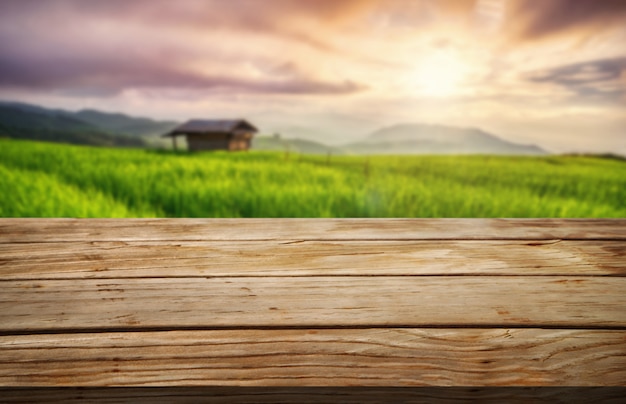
[164,119,258,152]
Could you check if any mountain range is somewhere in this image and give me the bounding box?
[343,123,545,155]
[0,100,546,154]
[0,101,178,147]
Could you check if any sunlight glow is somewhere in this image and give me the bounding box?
[410,50,470,97]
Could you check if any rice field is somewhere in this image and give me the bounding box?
[1,139,624,218]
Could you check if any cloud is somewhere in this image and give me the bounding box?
[508,0,626,41]
[527,57,626,84]
[2,0,379,53]
[0,0,371,96]
[0,0,624,153]
[0,50,366,97]
[525,57,626,103]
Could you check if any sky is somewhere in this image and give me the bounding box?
[0,0,625,153]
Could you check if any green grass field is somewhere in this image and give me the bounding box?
[1,139,624,218]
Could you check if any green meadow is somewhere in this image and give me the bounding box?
[1,139,624,218]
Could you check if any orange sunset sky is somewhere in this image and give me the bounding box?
[0,0,625,153]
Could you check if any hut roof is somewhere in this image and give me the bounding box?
[164,119,258,137]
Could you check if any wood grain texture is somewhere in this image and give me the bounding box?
[1,219,624,389]
[1,329,625,386]
[1,219,625,242]
[1,240,623,279]
[3,388,625,404]
[2,276,625,331]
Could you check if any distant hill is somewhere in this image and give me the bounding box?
[0,101,179,148]
[271,125,350,146]
[0,100,82,117]
[252,136,342,155]
[74,109,178,138]
[0,101,547,154]
[344,124,546,155]
[0,104,145,147]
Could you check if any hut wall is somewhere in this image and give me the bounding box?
[183,131,253,152]
[186,133,230,152]
[229,132,253,151]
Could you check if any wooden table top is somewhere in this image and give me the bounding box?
[1,219,625,391]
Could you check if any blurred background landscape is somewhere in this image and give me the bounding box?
[0,0,624,217]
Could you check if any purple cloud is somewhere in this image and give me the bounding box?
[509,0,626,40]
[0,0,368,96]
[525,57,626,103]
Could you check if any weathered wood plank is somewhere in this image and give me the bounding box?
[1,240,623,279]
[2,388,625,404]
[1,219,624,242]
[2,277,625,331]
[1,329,624,386]
[1,219,624,390]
